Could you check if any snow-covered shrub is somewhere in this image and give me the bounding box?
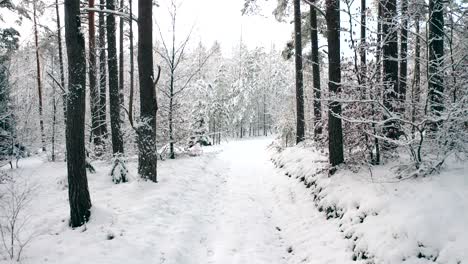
[187,143,203,157]
[110,154,128,184]
[0,180,36,261]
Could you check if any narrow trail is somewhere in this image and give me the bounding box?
[162,137,352,264]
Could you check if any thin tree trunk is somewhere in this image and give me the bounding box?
[98,0,108,142]
[137,0,157,182]
[119,0,125,111]
[88,0,100,148]
[33,2,46,151]
[399,0,408,107]
[360,0,366,85]
[310,4,322,138]
[326,0,344,168]
[128,0,135,124]
[107,0,124,154]
[51,57,57,162]
[294,0,305,143]
[64,0,92,227]
[411,13,421,131]
[55,0,66,129]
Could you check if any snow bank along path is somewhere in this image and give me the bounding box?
[6,138,352,264]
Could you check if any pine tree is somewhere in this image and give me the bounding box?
[137,0,158,182]
[107,0,124,154]
[326,0,344,168]
[64,0,92,227]
[293,0,305,143]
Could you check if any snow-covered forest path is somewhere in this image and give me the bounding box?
[158,137,352,264]
[12,138,351,264]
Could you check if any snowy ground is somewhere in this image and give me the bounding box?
[0,138,353,264]
[271,144,468,264]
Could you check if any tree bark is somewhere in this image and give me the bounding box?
[293,0,305,143]
[310,4,322,139]
[138,0,157,182]
[119,0,125,114]
[107,0,124,154]
[64,0,92,227]
[382,0,400,138]
[55,0,67,129]
[428,0,444,115]
[89,0,101,148]
[399,0,408,105]
[128,0,135,125]
[33,2,46,151]
[326,0,344,168]
[98,0,108,143]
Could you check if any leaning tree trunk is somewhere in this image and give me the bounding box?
[88,0,101,149]
[107,0,124,154]
[428,0,444,115]
[64,0,92,227]
[326,0,344,168]
[293,0,305,144]
[138,0,157,182]
[310,4,322,139]
[33,2,46,152]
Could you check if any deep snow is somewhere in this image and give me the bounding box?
[271,143,468,264]
[0,138,352,264]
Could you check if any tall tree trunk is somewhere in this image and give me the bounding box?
[310,4,322,139]
[128,0,135,124]
[107,0,124,154]
[326,0,344,168]
[382,0,400,138]
[98,0,108,143]
[138,0,157,182]
[88,0,100,148]
[293,0,305,143]
[55,0,66,129]
[64,0,92,227]
[33,2,46,151]
[411,13,421,129]
[360,0,366,85]
[119,0,125,112]
[399,0,408,107]
[428,0,444,115]
[51,57,57,162]
[376,1,382,85]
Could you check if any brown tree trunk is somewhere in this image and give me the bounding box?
[138,0,157,182]
[326,0,344,168]
[293,0,305,143]
[64,0,92,227]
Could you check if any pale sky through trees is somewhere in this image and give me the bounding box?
[154,0,292,57]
